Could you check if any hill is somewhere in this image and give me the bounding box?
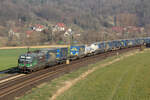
[0,0,150,46]
[1,0,150,27]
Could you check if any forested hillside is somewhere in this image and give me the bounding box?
[0,0,150,46]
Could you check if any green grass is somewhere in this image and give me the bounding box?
[56,50,150,100]
[0,48,38,71]
[17,51,122,100]
[17,50,144,100]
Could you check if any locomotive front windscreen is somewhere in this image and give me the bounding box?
[18,56,33,63]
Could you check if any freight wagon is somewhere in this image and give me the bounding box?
[18,37,150,73]
[70,45,85,59]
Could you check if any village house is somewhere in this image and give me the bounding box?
[32,24,45,32]
[9,28,21,38]
[112,26,145,33]
[52,23,66,32]
[26,30,33,37]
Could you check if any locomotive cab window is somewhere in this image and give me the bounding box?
[18,56,33,63]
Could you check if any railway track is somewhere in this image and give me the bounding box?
[0,46,140,100]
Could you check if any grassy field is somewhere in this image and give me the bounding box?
[0,48,38,71]
[56,50,150,100]
[16,49,150,100]
[16,50,123,100]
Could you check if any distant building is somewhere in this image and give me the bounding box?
[112,26,145,33]
[32,24,45,32]
[9,28,21,38]
[112,26,123,33]
[64,28,73,37]
[57,23,65,31]
[52,23,66,32]
[26,30,33,37]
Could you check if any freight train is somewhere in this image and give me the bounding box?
[18,37,150,73]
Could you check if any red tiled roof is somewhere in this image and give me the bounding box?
[112,27,123,32]
[35,24,44,29]
[57,23,65,27]
[26,30,33,35]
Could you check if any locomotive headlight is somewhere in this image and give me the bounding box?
[19,63,24,67]
[26,63,32,67]
[29,63,33,67]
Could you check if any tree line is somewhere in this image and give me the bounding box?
[0,0,150,46]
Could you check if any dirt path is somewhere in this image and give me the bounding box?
[50,50,144,100]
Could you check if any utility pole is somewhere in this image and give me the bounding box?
[66,29,74,65]
[26,34,30,53]
[52,31,54,44]
[70,33,74,46]
[51,30,55,44]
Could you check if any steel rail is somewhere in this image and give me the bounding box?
[0,46,140,100]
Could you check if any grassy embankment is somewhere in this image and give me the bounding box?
[17,49,150,100]
[56,50,150,100]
